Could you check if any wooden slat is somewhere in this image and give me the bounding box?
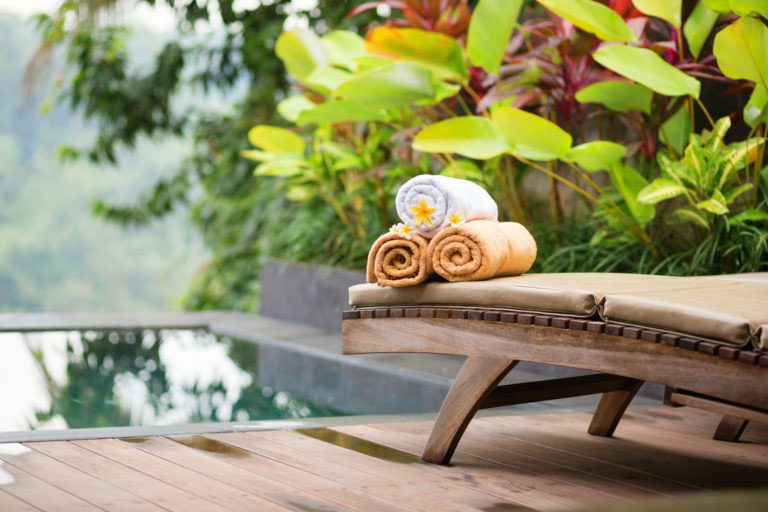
[73,439,289,511]
[206,431,518,512]
[357,419,699,495]
[0,490,39,512]
[481,373,635,409]
[122,435,361,512]
[342,318,768,409]
[346,308,759,367]
[31,440,232,512]
[169,435,415,512]
[336,424,636,508]
[0,463,98,511]
[487,411,768,488]
[2,445,162,512]
[668,392,768,425]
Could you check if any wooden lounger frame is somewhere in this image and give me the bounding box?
[342,307,768,465]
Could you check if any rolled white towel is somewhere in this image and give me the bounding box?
[396,174,498,238]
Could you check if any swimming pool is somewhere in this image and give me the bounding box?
[0,329,342,433]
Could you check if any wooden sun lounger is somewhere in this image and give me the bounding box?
[341,273,768,465]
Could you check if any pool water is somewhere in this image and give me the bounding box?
[0,329,342,432]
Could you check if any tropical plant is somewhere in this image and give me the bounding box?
[638,117,767,229]
[246,0,767,274]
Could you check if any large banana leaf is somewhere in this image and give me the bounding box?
[334,62,460,108]
[413,117,511,159]
[365,27,468,82]
[467,0,524,75]
[714,16,768,90]
[275,29,329,82]
[492,107,572,160]
[593,45,701,97]
[537,0,637,42]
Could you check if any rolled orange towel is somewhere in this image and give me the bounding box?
[429,221,537,282]
[366,231,432,287]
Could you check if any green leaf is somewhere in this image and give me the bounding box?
[275,29,329,82]
[683,1,720,59]
[593,45,701,97]
[674,207,710,227]
[321,31,365,69]
[704,116,731,149]
[575,80,653,113]
[304,66,352,95]
[730,0,768,18]
[696,189,729,214]
[637,178,689,204]
[296,100,388,125]
[247,126,305,155]
[364,27,468,82]
[276,95,315,123]
[609,164,656,225]
[255,155,309,177]
[632,0,681,28]
[713,16,768,90]
[719,137,767,188]
[744,84,768,128]
[537,0,637,42]
[724,183,753,203]
[491,107,572,160]
[413,117,511,159]
[702,0,729,12]
[439,160,484,181]
[241,149,274,162]
[730,209,768,225]
[566,141,627,172]
[334,62,460,108]
[659,105,691,154]
[468,0,524,75]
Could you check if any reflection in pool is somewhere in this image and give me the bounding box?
[0,329,342,432]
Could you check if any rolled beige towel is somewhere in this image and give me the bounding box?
[367,231,432,287]
[429,221,537,282]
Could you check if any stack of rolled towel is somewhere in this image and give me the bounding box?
[367,174,537,287]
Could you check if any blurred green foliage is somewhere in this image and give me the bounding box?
[30,1,372,311]
[0,12,202,312]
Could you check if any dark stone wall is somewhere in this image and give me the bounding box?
[259,258,366,332]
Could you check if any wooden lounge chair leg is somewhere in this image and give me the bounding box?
[713,415,749,442]
[588,379,643,437]
[422,356,517,464]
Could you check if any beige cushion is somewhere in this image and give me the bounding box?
[348,273,768,349]
[600,281,768,347]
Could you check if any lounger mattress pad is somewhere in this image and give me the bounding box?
[348,273,768,350]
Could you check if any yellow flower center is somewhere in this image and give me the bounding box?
[409,199,435,226]
[448,212,464,226]
[400,224,414,237]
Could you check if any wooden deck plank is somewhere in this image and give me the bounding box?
[0,490,41,512]
[128,434,365,512]
[30,441,232,512]
[333,423,668,502]
[480,414,768,487]
[262,428,554,510]
[2,407,765,512]
[0,463,99,511]
[207,431,520,512]
[169,435,411,512]
[1,445,163,512]
[367,418,699,495]
[510,409,768,465]
[324,425,630,510]
[73,438,289,512]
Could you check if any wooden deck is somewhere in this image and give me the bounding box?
[0,406,766,511]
